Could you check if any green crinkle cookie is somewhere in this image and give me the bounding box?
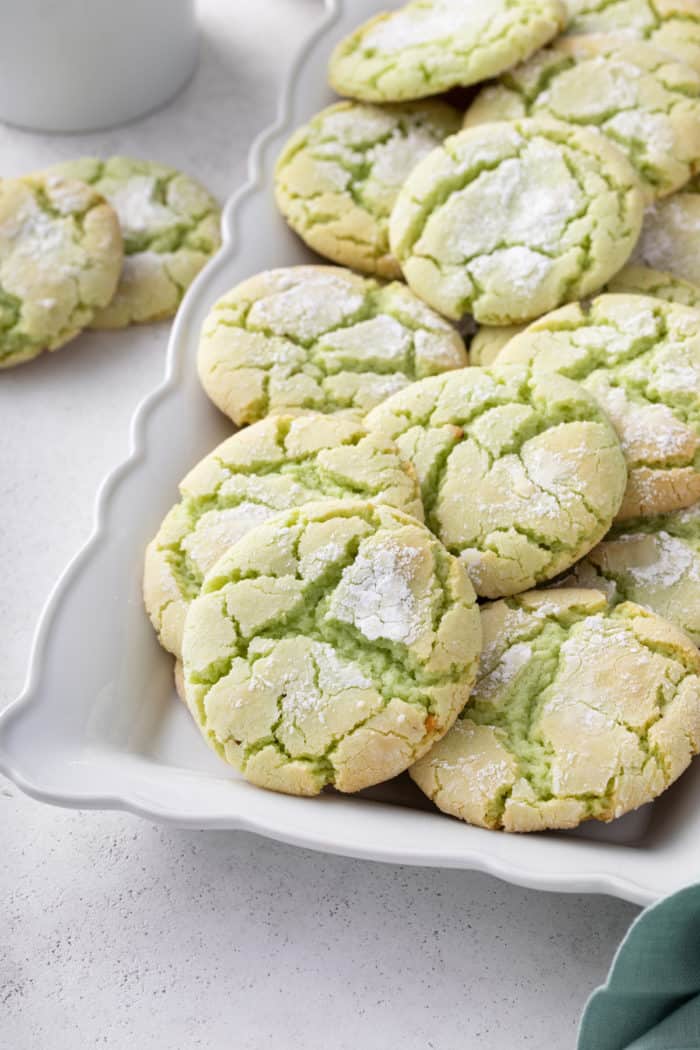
[388,118,644,325]
[411,587,700,831]
[328,0,566,102]
[48,156,221,328]
[0,173,123,368]
[465,36,700,200]
[365,364,628,597]
[181,500,482,796]
[497,294,700,519]
[564,0,700,74]
[632,181,700,289]
[274,100,461,278]
[559,501,700,646]
[144,412,424,659]
[197,265,468,424]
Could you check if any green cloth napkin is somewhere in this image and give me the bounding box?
[578,884,700,1050]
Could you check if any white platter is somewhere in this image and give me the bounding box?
[2,0,700,907]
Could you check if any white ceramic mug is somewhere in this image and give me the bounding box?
[0,0,198,132]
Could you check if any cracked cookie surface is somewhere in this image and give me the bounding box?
[274,101,461,278]
[465,37,700,200]
[328,0,565,102]
[564,0,700,73]
[497,294,700,519]
[49,156,221,327]
[410,587,700,831]
[365,364,627,597]
[389,119,644,325]
[0,173,122,368]
[181,500,482,796]
[197,265,468,424]
[144,412,424,659]
[605,263,700,308]
[632,178,700,289]
[471,264,700,364]
[559,501,700,646]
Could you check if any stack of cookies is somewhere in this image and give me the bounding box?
[145,0,700,836]
[0,158,221,368]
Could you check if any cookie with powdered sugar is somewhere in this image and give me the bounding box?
[497,294,700,518]
[631,176,700,291]
[557,502,700,646]
[49,156,221,327]
[464,37,700,199]
[411,588,700,831]
[328,0,565,102]
[181,500,482,796]
[0,173,122,368]
[365,365,627,597]
[388,119,644,325]
[197,265,468,424]
[563,0,700,74]
[274,100,461,278]
[144,412,424,660]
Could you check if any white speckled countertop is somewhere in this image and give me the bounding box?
[0,3,638,1046]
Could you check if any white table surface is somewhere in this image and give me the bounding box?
[0,2,639,1046]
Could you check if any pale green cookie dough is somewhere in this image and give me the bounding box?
[564,0,700,73]
[328,0,565,102]
[389,119,644,325]
[181,500,482,796]
[410,588,700,831]
[497,294,700,519]
[197,265,468,424]
[470,325,527,366]
[632,180,700,288]
[365,365,627,597]
[274,100,461,278]
[0,173,122,368]
[464,37,700,199]
[558,502,700,646]
[144,412,424,659]
[49,156,221,328]
[605,263,700,308]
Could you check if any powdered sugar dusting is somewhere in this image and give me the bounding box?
[314,643,373,693]
[471,246,552,299]
[361,0,504,53]
[182,504,273,573]
[248,273,365,342]
[109,176,174,236]
[605,110,676,156]
[11,208,77,274]
[474,641,533,701]
[299,540,345,580]
[251,640,372,727]
[368,126,445,188]
[329,539,431,645]
[588,384,693,460]
[625,531,699,587]
[320,314,411,363]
